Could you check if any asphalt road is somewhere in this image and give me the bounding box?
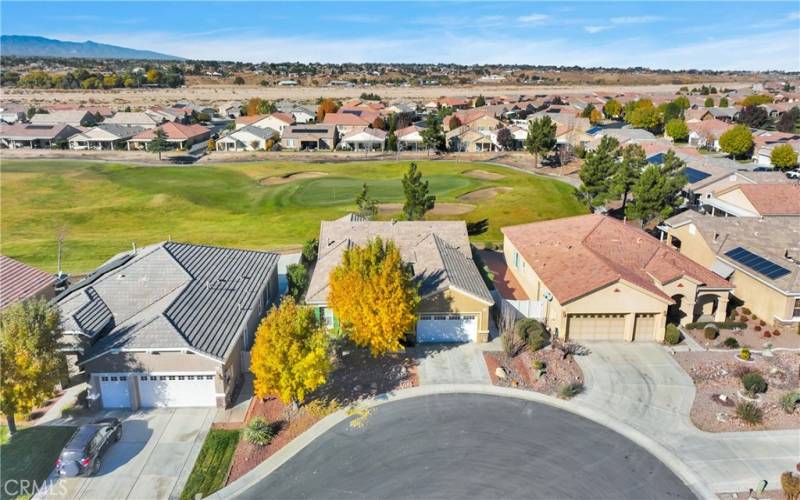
[237,394,696,500]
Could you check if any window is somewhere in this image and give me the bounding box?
[187,376,195,380]
[110,376,117,381]
[168,376,176,380]
[205,375,213,380]
[793,299,800,319]
[178,376,185,380]
[513,251,521,269]
[119,376,127,381]
[323,308,335,328]
[101,376,109,382]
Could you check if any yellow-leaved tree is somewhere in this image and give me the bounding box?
[250,297,330,407]
[328,238,419,356]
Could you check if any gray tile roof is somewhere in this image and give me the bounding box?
[56,242,278,361]
[306,216,493,306]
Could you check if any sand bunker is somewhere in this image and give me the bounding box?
[458,187,512,201]
[377,203,475,216]
[463,169,505,181]
[260,171,328,186]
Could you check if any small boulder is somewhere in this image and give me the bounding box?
[495,366,508,380]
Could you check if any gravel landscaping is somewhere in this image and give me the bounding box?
[685,307,800,351]
[674,350,800,432]
[484,347,584,397]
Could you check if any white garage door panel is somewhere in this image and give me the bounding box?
[417,314,477,343]
[634,314,656,342]
[567,314,626,341]
[99,374,131,409]
[139,373,217,408]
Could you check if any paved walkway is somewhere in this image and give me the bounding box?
[575,342,799,494]
[36,383,87,426]
[413,343,491,385]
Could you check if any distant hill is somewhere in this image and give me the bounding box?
[1,35,183,60]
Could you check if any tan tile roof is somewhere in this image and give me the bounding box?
[322,112,370,126]
[132,122,209,141]
[687,119,733,139]
[502,214,732,304]
[733,184,800,215]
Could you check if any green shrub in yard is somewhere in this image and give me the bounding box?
[703,325,719,340]
[779,391,800,414]
[736,401,763,425]
[180,429,240,500]
[723,337,740,349]
[244,417,274,446]
[739,347,751,361]
[685,321,747,330]
[664,324,681,345]
[741,372,767,396]
[515,319,549,351]
[558,383,584,399]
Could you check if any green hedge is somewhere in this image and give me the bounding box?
[685,321,746,330]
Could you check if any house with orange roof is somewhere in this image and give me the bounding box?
[501,214,734,342]
[396,124,425,151]
[322,112,371,135]
[687,119,734,150]
[127,122,210,151]
[704,183,800,218]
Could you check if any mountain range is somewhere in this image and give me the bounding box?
[1,35,182,60]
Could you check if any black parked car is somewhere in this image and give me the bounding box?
[56,418,122,477]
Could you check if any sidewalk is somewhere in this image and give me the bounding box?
[575,342,798,494]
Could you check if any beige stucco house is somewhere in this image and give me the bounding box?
[56,242,278,410]
[664,213,800,327]
[501,214,734,342]
[306,214,494,343]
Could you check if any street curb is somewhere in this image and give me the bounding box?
[209,384,716,500]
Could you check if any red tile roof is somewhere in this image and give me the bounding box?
[132,122,209,141]
[322,112,370,126]
[502,214,732,304]
[0,256,54,309]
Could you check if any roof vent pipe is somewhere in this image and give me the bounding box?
[132,241,137,254]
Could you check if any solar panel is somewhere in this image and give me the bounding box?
[684,167,711,184]
[724,247,791,280]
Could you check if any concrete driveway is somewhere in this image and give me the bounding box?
[576,342,799,493]
[233,394,694,499]
[413,343,491,385]
[39,407,215,500]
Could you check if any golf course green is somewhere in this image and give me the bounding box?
[0,160,586,273]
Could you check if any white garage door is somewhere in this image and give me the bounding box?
[417,314,477,343]
[633,314,656,342]
[98,374,131,409]
[567,314,626,341]
[138,373,217,408]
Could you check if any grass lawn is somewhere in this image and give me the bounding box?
[0,160,586,273]
[180,428,240,500]
[0,425,76,500]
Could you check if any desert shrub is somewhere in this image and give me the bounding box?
[781,472,800,500]
[759,319,766,327]
[556,342,590,359]
[736,401,763,425]
[751,314,758,320]
[664,324,681,345]
[243,417,275,446]
[763,331,771,338]
[515,319,549,351]
[741,307,751,315]
[723,337,739,349]
[739,347,751,361]
[741,372,767,396]
[773,330,781,337]
[558,383,584,399]
[531,359,546,370]
[754,325,762,332]
[779,391,800,414]
[501,332,527,358]
[703,325,719,340]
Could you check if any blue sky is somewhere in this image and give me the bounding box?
[2,1,799,70]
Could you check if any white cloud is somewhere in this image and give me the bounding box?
[45,28,800,71]
[517,14,550,25]
[610,15,663,25]
[584,25,612,34]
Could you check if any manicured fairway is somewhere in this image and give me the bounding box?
[0,160,586,273]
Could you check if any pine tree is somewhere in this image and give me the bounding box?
[612,144,645,211]
[355,183,378,219]
[525,115,557,168]
[577,135,619,207]
[401,163,435,220]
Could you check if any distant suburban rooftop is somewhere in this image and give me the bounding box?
[56,242,279,361]
[0,255,55,310]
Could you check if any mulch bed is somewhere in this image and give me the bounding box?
[484,347,584,396]
[225,346,419,484]
[674,350,800,432]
